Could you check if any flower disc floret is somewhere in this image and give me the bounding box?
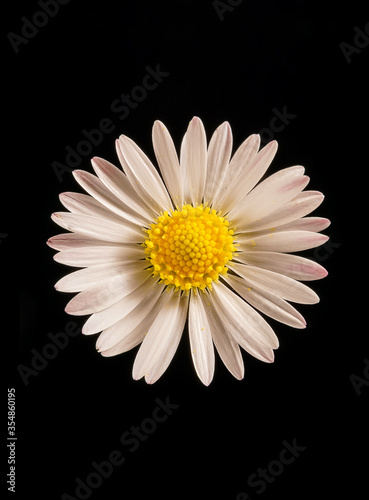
[144,204,236,291]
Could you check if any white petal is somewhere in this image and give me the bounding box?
[210,283,276,362]
[91,157,153,223]
[235,217,330,241]
[225,274,306,329]
[132,292,183,381]
[180,116,207,206]
[96,282,165,352]
[72,170,148,227]
[214,134,260,211]
[200,291,244,380]
[47,233,118,251]
[99,312,153,357]
[229,166,309,227]
[273,216,331,233]
[116,135,172,214]
[55,261,142,292]
[82,278,163,335]
[188,291,215,386]
[54,244,144,267]
[152,120,183,208]
[59,192,123,223]
[51,212,144,244]
[214,281,278,348]
[234,190,325,233]
[64,266,151,315]
[237,230,329,253]
[204,121,233,205]
[229,262,319,304]
[145,293,189,384]
[236,251,328,281]
[218,138,277,214]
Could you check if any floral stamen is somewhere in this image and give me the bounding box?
[144,204,236,291]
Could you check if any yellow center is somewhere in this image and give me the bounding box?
[144,204,236,291]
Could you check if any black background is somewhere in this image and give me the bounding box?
[3,1,368,499]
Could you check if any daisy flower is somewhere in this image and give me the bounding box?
[48,117,329,385]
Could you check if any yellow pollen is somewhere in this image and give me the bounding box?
[144,204,236,291]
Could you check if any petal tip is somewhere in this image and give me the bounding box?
[72,170,84,181]
[64,302,79,315]
[321,268,328,278]
[268,139,279,151]
[153,119,164,128]
[81,325,91,335]
[144,374,157,385]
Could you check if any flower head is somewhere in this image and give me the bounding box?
[48,117,329,385]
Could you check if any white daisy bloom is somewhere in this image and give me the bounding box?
[48,117,330,385]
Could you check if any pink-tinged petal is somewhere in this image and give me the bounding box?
[214,134,260,210]
[237,217,330,240]
[200,291,244,380]
[47,233,118,251]
[180,116,207,206]
[91,157,153,223]
[132,292,185,381]
[229,166,309,227]
[72,170,148,227]
[116,135,172,214]
[274,216,331,233]
[217,138,277,214]
[152,120,183,209]
[210,283,276,362]
[53,244,144,267]
[59,191,146,229]
[96,283,165,352]
[235,190,325,233]
[55,262,138,292]
[237,230,329,253]
[229,262,320,304]
[51,212,144,244]
[64,266,152,315]
[59,191,110,217]
[213,281,278,349]
[82,279,163,335]
[236,251,328,281]
[99,323,147,357]
[225,274,306,329]
[145,293,189,384]
[188,290,215,386]
[204,121,233,206]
